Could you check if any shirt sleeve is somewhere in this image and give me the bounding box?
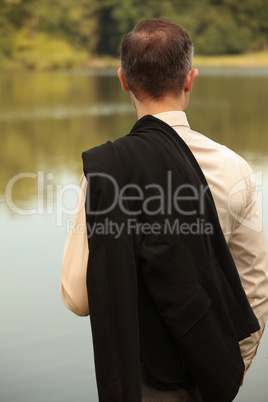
[60,173,89,316]
[228,169,268,373]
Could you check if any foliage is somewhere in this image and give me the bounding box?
[0,15,15,56]
[0,0,267,68]
[191,7,252,54]
[14,29,88,69]
[96,0,268,56]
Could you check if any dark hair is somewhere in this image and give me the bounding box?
[121,18,193,101]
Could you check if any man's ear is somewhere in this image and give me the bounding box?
[118,67,130,92]
[184,69,198,93]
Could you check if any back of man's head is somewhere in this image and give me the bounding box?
[121,18,193,101]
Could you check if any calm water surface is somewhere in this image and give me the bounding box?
[1,69,268,402]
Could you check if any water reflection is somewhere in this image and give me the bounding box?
[0,103,134,122]
[1,70,268,208]
[188,72,268,153]
[0,70,268,402]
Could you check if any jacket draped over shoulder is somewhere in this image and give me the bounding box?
[82,115,260,402]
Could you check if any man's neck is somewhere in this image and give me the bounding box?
[131,93,188,119]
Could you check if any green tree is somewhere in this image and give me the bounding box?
[1,0,268,64]
[97,0,184,55]
[0,0,34,56]
[34,0,100,53]
[190,5,252,54]
[225,0,268,50]
[0,15,15,56]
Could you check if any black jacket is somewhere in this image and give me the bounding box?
[82,115,260,402]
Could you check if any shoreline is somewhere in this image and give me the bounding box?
[1,51,268,71]
[193,51,268,68]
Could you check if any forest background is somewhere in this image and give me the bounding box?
[1,0,268,70]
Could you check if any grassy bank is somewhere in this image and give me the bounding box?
[82,51,268,69]
[1,49,268,71]
[193,51,268,68]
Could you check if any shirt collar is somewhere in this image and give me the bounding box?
[153,111,190,129]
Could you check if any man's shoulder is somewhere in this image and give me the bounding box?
[82,140,114,172]
[81,133,142,175]
[185,127,253,177]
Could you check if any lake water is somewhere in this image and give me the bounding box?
[0,68,268,402]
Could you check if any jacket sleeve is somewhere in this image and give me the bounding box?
[60,174,89,317]
[83,168,142,402]
[228,172,268,372]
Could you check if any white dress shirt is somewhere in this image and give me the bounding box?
[60,111,268,373]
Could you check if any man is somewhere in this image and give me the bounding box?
[61,19,268,401]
